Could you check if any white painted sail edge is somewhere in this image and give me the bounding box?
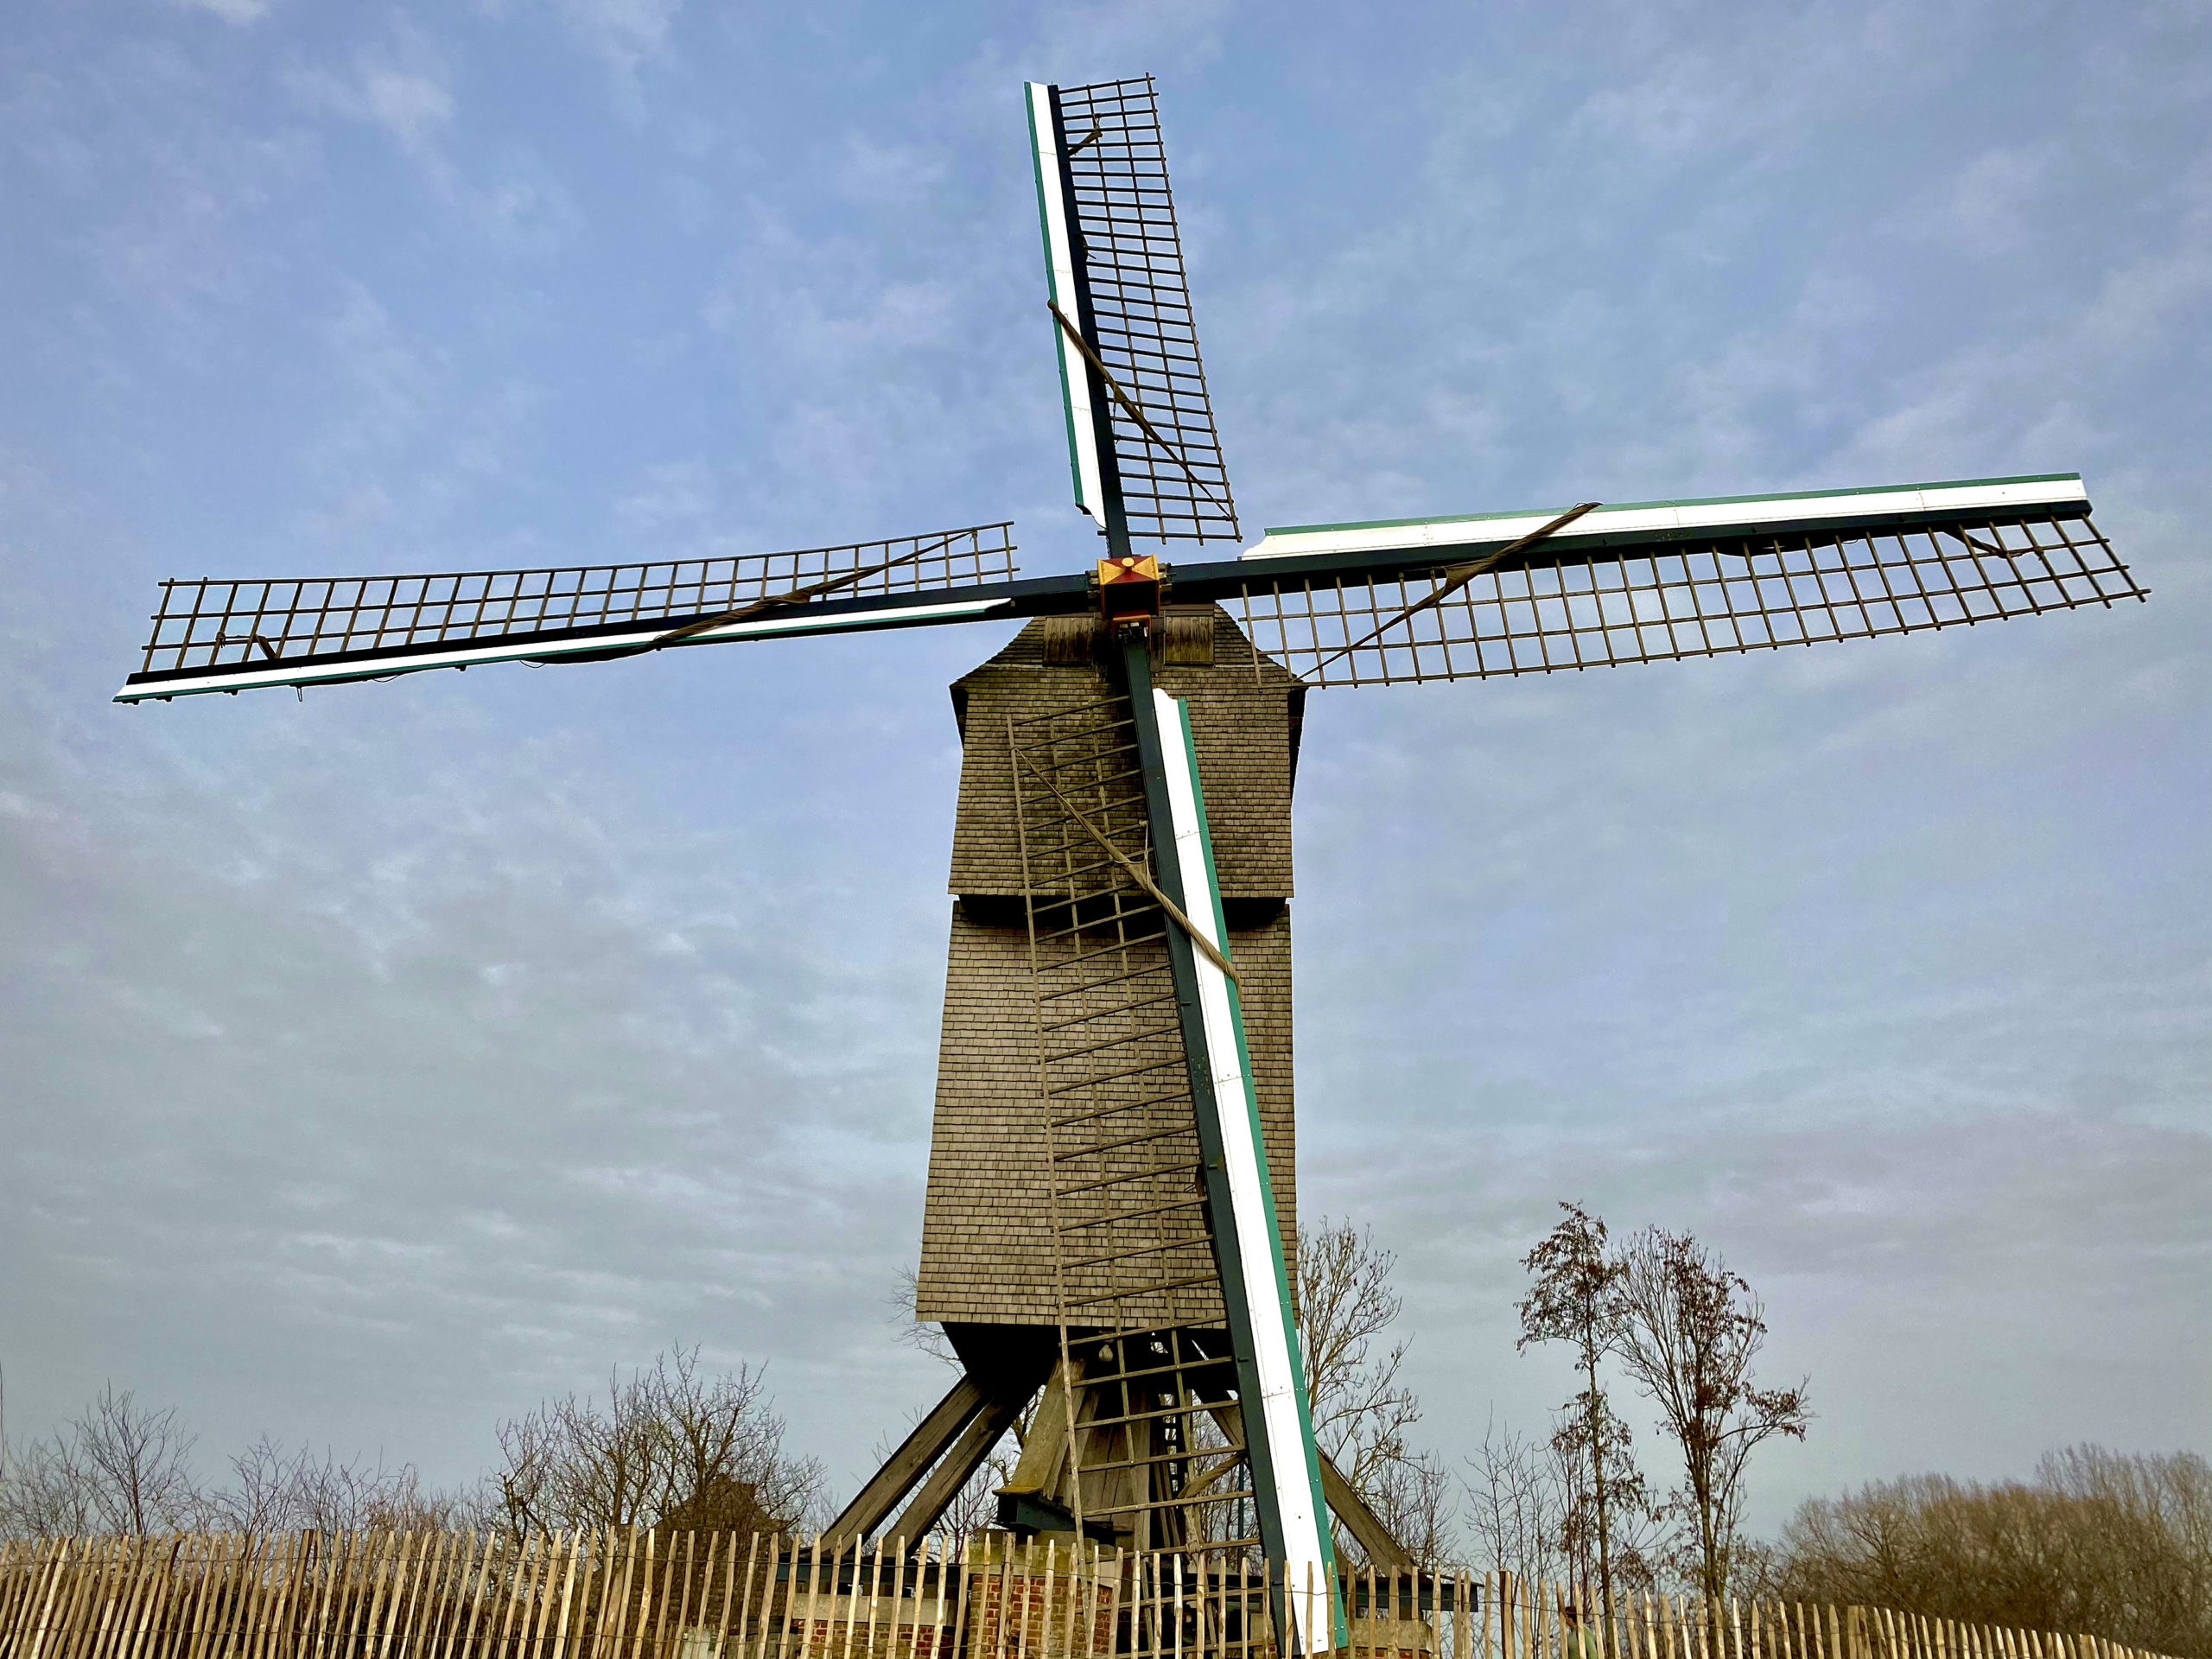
[1155,687,1336,1652]
[1026,83,1106,531]
[1239,474,2092,562]
[113,597,1014,702]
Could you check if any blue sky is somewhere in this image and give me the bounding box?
[3,0,2207,1537]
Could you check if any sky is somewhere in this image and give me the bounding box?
[2,0,2207,1543]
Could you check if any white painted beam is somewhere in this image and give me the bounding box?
[1154,688,1339,1652]
[1025,83,1106,531]
[1239,474,2090,563]
[113,596,1012,702]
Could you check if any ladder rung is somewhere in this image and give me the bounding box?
[1078,1354,1235,1392]
[1052,1192,1210,1232]
[1063,1271,1220,1307]
[1040,988,1179,1036]
[1058,1235,1211,1272]
[1052,1122,1192,1162]
[1032,942,1173,987]
[1020,798,1147,841]
[1073,1396,1225,1433]
[1033,901,1159,947]
[1068,1318,1224,1345]
[1075,1478,1255,1514]
[1048,1086,1191,1132]
[1032,932,1172,984]
[1039,979,1177,1027]
[1046,1054,1186,1094]
[1052,1160,1203,1196]
[1044,1020,1186,1067]
[1024,851,1144,894]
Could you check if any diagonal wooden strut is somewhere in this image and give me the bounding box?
[887,1389,1030,1541]
[825,1374,988,1541]
[1015,750,1240,985]
[1047,302,1232,518]
[1306,500,1602,677]
[654,532,963,647]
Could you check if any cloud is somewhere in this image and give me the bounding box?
[1,39,315,325]
[1915,143,2054,255]
[284,22,580,251]
[836,134,950,208]
[286,21,455,166]
[556,0,683,91]
[0,634,953,1473]
[1350,1105,2212,1524]
[170,0,283,23]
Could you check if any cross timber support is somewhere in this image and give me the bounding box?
[825,1368,1034,1543]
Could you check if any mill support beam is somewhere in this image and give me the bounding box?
[886,1389,1033,1543]
[824,1374,989,1541]
[1121,631,1341,1649]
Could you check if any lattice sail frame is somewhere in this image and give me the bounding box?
[1220,479,2141,689]
[122,524,1016,697]
[1029,76,1241,545]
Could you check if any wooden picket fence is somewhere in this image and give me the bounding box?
[0,1532,2182,1659]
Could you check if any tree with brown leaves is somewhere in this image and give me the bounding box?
[1613,1226,1810,1599]
[1518,1202,1642,1624]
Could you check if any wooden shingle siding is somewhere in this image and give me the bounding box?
[916,608,1303,1329]
[947,609,1302,901]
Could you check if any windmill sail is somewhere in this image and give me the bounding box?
[116,523,1016,702]
[117,476,2141,705]
[1027,77,1241,545]
[1205,474,2142,688]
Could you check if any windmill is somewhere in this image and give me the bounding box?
[116,71,2144,1643]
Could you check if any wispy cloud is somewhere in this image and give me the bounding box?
[285,17,454,166]
[169,0,285,25]
[557,0,683,79]
[285,21,582,251]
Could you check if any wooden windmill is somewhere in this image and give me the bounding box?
[117,72,2145,1642]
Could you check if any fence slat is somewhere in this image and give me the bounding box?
[2,1532,2194,1659]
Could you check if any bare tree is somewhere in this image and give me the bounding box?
[1768,1448,2211,1658]
[1463,1416,1564,1591]
[0,1384,205,1537]
[1519,1202,1649,1620]
[0,1436,98,1538]
[1613,1227,1809,1599]
[494,1346,824,1537]
[889,1267,961,1371]
[1298,1217,1431,1559]
[206,1438,474,1534]
[1368,1450,1457,1567]
[76,1385,202,1534]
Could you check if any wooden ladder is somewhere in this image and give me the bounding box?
[1005,691,1257,1554]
